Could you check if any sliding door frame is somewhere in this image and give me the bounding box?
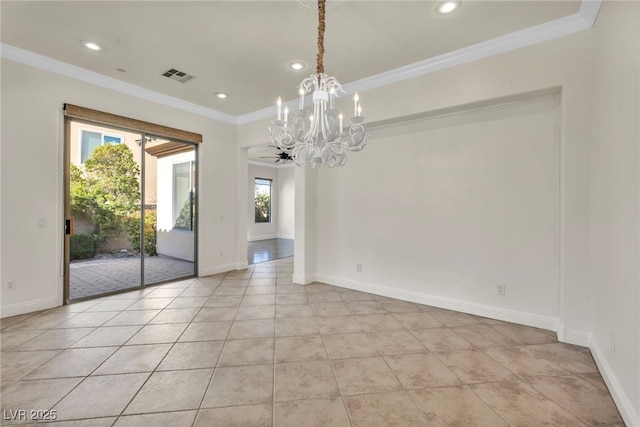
[63,104,202,304]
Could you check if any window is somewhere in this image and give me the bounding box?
[255,178,272,223]
[173,161,195,231]
[80,129,123,163]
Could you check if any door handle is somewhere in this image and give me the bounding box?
[65,218,74,236]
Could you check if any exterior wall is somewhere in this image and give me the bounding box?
[156,151,196,262]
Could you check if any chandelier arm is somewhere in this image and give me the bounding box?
[320,101,328,143]
[317,0,325,74]
[305,99,320,143]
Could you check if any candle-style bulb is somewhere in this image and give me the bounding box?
[353,92,359,116]
[276,97,282,120]
[284,106,289,125]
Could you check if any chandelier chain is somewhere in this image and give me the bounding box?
[316,0,325,74]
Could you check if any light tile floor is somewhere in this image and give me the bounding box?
[1,257,624,426]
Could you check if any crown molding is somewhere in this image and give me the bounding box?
[248,160,294,169]
[236,0,601,125]
[578,0,602,28]
[338,0,601,96]
[0,43,237,125]
[2,0,600,127]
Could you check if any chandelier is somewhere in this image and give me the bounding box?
[269,0,367,168]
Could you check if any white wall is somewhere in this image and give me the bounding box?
[316,95,560,328]
[247,163,278,241]
[239,29,595,341]
[589,2,640,425]
[347,36,593,346]
[0,59,238,317]
[277,166,295,239]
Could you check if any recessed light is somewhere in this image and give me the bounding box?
[289,61,306,71]
[436,1,461,14]
[215,92,229,99]
[81,40,102,51]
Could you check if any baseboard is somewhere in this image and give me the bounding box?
[0,297,59,319]
[590,341,640,427]
[199,262,242,277]
[247,235,277,242]
[235,261,249,270]
[558,326,591,347]
[292,274,315,285]
[276,234,294,240]
[315,274,558,332]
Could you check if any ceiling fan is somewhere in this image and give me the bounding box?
[260,148,293,163]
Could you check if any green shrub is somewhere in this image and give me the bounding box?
[70,234,95,260]
[70,144,140,247]
[125,210,157,256]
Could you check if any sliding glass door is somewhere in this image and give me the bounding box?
[65,117,197,301]
[143,137,196,286]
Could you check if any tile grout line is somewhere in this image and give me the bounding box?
[1,256,622,426]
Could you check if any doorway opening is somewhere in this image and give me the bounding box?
[64,105,200,302]
[246,145,295,265]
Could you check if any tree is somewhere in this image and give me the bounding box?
[255,192,271,222]
[70,144,140,247]
[124,209,157,256]
[174,190,195,230]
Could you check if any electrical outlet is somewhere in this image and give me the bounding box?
[496,284,506,296]
[356,264,362,273]
[6,280,16,292]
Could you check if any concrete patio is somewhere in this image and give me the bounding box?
[70,255,194,299]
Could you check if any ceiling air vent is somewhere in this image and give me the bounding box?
[162,68,195,84]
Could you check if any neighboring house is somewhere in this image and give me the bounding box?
[153,149,196,262]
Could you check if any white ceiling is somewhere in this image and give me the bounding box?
[1,0,581,119]
[3,0,597,165]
